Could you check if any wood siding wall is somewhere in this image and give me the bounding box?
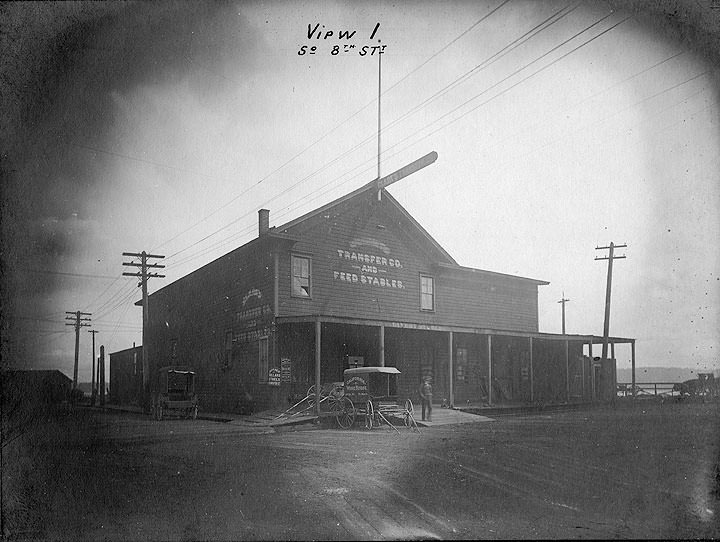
[147,240,275,413]
[279,192,540,332]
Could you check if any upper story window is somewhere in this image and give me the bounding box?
[291,255,312,298]
[420,274,435,311]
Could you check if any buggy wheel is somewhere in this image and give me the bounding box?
[335,397,355,429]
[307,385,316,407]
[364,400,374,429]
[404,399,414,427]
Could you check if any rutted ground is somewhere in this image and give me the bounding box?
[3,401,718,539]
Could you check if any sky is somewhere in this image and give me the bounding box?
[2,0,719,384]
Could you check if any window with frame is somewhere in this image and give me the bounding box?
[258,336,269,383]
[420,274,435,311]
[291,255,311,298]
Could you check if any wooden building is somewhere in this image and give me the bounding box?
[136,157,633,413]
[109,345,143,406]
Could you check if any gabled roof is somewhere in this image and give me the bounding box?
[275,159,547,285]
[276,159,457,266]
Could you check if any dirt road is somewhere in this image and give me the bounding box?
[3,400,718,539]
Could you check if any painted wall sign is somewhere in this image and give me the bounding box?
[334,242,405,289]
[236,304,272,323]
[268,368,281,386]
[242,288,263,307]
[234,328,270,343]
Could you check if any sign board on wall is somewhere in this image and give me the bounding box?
[348,356,364,368]
[268,368,281,386]
[280,359,291,383]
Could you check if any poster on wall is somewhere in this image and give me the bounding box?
[268,368,281,386]
[280,359,291,383]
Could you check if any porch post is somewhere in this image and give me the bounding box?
[588,340,594,401]
[581,344,586,400]
[631,340,636,399]
[448,331,454,409]
[487,335,493,406]
[272,251,280,377]
[315,318,321,418]
[565,339,570,402]
[379,324,385,367]
[529,337,534,403]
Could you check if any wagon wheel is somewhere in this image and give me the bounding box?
[335,397,355,429]
[404,399,414,427]
[306,385,317,407]
[326,395,339,414]
[364,400,375,429]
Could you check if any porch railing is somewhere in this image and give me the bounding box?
[616,382,679,397]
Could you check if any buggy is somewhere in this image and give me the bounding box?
[152,366,199,421]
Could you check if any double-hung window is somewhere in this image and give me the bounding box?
[292,255,311,298]
[420,274,435,311]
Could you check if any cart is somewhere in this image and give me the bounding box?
[273,381,356,429]
[343,367,419,432]
[152,366,199,421]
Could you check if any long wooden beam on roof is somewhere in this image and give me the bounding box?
[375,151,438,191]
[277,151,439,233]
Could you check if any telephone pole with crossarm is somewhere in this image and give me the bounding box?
[595,242,627,363]
[123,251,165,411]
[65,311,91,390]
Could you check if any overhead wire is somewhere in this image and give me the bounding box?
[160,3,585,267]
[364,13,632,168]
[148,0,513,254]
[163,9,626,271]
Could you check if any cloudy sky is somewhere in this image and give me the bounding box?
[2,1,719,384]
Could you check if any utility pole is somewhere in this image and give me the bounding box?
[123,251,165,411]
[65,311,91,390]
[89,329,99,405]
[99,345,106,406]
[558,292,570,335]
[595,242,627,363]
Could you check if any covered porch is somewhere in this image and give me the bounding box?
[275,315,635,410]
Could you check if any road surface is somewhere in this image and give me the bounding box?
[3,400,718,539]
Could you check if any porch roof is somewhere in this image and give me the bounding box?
[275,314,635,344]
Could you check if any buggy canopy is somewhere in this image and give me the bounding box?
[344,367,400,376]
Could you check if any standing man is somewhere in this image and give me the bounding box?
[419,376,433,422]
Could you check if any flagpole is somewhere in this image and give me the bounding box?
[377,39,382,181]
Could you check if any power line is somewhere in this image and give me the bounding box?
[377,2,581,141]
[149,2,511,254]
[161,7,595,266]
[475,70,709,181]
[20,269,119,280]
[395,13,628,150]
[92,282,140,321]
